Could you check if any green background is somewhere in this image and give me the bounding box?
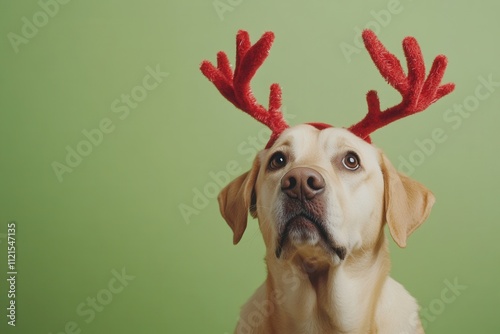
[1,0,499,333]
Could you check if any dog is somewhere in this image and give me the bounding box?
[201,29,453,334]
[218,125,433,333]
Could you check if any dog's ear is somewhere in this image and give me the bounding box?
[380,153,435,248]
[217,157,260,245]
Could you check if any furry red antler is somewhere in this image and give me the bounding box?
[200,30,289,148]
[349,30,455,141]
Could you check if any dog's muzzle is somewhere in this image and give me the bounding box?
[275,167,346,261]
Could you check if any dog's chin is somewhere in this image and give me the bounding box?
[287,216,322,245]
[275,214,346,262]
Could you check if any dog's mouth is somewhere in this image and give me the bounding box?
[275,212,346,261]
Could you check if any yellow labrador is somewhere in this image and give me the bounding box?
[201,29,453,334]
[219,125,433,334]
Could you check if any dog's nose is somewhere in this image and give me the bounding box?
[281,167,325,201]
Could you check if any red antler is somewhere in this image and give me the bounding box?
[200,30,289,148]
[349,30,455,141]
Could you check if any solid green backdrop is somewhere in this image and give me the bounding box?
[1,1,499,333]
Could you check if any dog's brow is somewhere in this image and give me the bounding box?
[342,145,359,153]
[324,136,351,152]
[273,139,292,150]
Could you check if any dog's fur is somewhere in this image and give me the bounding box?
[219,125,434,334]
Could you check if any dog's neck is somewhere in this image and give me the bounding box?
[264,233,390,334]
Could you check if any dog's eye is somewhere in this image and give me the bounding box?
[342,152,360,171]
[268,152,287,170]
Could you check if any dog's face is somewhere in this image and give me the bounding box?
[218,125,435,264]
[255,125,385,264]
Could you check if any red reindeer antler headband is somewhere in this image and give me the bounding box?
[200,30,455,148]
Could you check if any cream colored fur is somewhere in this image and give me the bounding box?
[218,125,434,334]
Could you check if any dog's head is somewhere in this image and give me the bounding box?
[218,125,435,264]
